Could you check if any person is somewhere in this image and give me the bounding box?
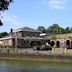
[60,40,64,48]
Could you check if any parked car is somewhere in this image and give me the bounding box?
[44,45,52,50]
[33,45,52,51]
[33,45,41,50]
[40,45,45,50]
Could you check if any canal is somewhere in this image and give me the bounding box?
[0,59,72,72]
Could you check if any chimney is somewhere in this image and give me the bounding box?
[10,28,13,33]
[10,28,13,36]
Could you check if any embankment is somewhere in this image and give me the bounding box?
[0,53,72,61]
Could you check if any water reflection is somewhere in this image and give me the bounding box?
[0,68,72,72]
[0,59,72,72]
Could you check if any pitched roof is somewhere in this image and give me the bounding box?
[15,27,41,32]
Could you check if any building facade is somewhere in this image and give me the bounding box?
[0,27,49,48]
[49,33,72,48]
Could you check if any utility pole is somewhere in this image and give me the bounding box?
[15,32,17,51]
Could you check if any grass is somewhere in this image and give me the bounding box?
[0,57,72,69]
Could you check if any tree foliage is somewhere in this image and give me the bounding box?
[37,24,72,35]
[47,24,61,34]
[65,27,70,33]
[0,0,13,11]
[37,26,46,33]
[0,32,8,38]
[0,0,13,26]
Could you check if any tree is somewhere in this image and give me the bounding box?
[60,27,65,34]
[0,0,13,26]
[37,26,46,33]
[65,27,70,33]
[0,0,13,11]
[47,24,61,35]
[0,32,8,38]
[37,24,72,35]
[70,27,72,33]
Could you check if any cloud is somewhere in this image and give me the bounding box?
[42,0,69,10]
[1,13,21,25]
[48,0,66,9]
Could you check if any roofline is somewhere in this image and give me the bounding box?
[14,27,41,33]
[0,36,49,41]
[15,30,41,32]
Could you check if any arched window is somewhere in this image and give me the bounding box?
[56,41,60,48]
[66,40,70,46]
[50,41,55,47]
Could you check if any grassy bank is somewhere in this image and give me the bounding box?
[1,56,72,69]
[0,53,72,62]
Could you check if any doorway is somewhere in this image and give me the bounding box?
[66,40,70,46]
[50,41,55,47]
[56,41,60,48]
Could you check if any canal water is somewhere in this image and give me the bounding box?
[0,59,72,72]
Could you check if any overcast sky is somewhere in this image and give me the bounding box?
[0,0,72,32]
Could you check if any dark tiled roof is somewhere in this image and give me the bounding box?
[16,27,41,32]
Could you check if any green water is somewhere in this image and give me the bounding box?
[0,59,72,72]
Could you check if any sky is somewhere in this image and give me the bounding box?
[0,0,72,32]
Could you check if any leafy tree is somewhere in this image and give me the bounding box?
[70,27,72,33]
[37,24,72,35]
[65,27,70,33]
[60,27,65,34]
[0,32,8,38]
[0,0,13,11]
[0,0,13,26]
[47,24,61,35]
[37,26,46,33]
